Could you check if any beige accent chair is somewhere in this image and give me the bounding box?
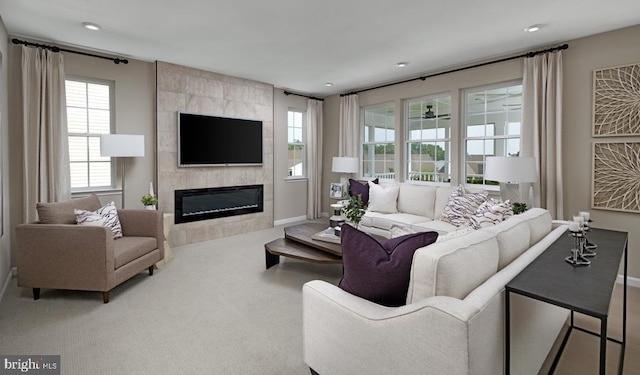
[15,194,164,303]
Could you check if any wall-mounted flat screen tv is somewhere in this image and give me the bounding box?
[178,112,263,167]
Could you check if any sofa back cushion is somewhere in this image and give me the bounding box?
[519,208,553,245]
[482,217,532,270]
[406,230,499,303]
[397,183,437,218]
[36,194,102,224]
[434,186,455,219]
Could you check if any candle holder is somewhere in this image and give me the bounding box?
[565,230,591,266]
[583,219,597,252]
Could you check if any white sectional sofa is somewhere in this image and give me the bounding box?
[303,207,570,375]
[359,182,485,238]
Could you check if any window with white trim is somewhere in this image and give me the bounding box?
[464,83,522,185]
[65,78,114,191]
[362,103,395,179]
[287,109,306,178]
[406,94,451,183]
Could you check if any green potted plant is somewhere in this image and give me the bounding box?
[141,194,158,210]
[512,202,527,215]
[342,194,368,229]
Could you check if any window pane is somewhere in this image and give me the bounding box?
[287,110,306,177]
[363,103,395,179]
[66,78,113,191]
[70,162,88,189]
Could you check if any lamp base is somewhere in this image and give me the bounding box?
[499,182,520,204]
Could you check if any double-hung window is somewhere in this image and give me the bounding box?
[65,78,114,191]
[287,109,306,178]
[464,83,522,185]
[406,95,451,183]
[362,103,395,179]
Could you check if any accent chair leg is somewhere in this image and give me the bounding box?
[102,291,110,304]
[33,288,40,300]
[148,266,154,276]
[310,368,319,375]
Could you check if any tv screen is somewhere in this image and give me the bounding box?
[178,112,263,167]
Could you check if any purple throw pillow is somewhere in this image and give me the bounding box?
[338,224,439,307]
[348,178,378,204]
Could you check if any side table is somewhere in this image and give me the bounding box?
[156,213,174,268]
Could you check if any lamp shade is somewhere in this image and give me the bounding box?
[331,157,359,173]
[484,156,536,183]
[100,134,145,157]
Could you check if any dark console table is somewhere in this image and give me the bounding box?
[505,228,628,374]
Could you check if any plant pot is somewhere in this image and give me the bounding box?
[145,205,156,210]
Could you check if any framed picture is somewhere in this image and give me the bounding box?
[329,183,343,199]
[592,62,640,136]
[592,141,640,213]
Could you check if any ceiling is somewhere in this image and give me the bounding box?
[1,0,639,97]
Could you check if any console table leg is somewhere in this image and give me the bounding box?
[265,248,280,269]
[600,317,607,375]
[505,289,511,375]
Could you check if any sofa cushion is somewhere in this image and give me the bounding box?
[36,194,102,224]
[367,182,399,213]
[482,217,531,270]
[397,183,437,218]
[468,198,514,229]
[434,186,455,219]
[339,224,438,307]
[440,185,488,227]
[406,230,499,303]
[349,178,378,204]
[519,208,553,245]
[75,201,123,239]
[371,213,431,230]
[411,220,458,235]
[113,236,158,269]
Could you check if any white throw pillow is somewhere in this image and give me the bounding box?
[75,201,123,239]
[367,182,400,214]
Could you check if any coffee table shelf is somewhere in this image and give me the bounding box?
[264,223,342,269]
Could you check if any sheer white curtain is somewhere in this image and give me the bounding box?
[306,99,323,219]
[522,51,563,219]
[22,46,71,222]
[339,94,359,157]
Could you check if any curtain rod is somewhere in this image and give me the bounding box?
[283,90,324,101]
[340,43,569,97]
[12,38,129,65]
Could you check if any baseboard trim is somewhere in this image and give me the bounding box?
[0,267,16,304]
[618,274,640,288]
[274,215,307,226]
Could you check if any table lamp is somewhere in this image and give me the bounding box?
[100,134,145,208]
[484,156,536,204]
[331,157,359,198]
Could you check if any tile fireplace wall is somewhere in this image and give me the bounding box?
[156,61,274,247]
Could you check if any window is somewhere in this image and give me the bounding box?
[287,109,305,178]
[65,78,114,191]
[464,83,522,185]
[362,103,395,179]
[406,95,451,183]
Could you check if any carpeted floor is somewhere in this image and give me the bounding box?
[2,220,638,374]
[0,220,342,375]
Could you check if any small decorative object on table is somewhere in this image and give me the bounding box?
[330,203,345,228]
[565,211,597,267]
[141,194,158,210]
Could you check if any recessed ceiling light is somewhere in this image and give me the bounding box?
[82,22,101,31]
[524,24,542,33]
[325,83,333,87]
[397,62,409,68]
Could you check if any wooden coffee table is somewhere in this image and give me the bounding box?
[264,223,342,269]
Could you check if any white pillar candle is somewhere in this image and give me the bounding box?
[573,215,584,224]
[579,211,590,221]
[569,221,580,232]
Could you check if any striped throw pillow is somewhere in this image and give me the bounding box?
[74,201,123,239]
[440,185,488,227]
[469,198,514,229]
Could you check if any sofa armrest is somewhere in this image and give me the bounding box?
[117,209,164,257]
[303,280,478,375]
[15,224,115,291]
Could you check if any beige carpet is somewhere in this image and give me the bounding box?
[0,220,342,375]
[1,220,638,374]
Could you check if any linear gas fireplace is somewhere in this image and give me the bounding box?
[175,185,264,224]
